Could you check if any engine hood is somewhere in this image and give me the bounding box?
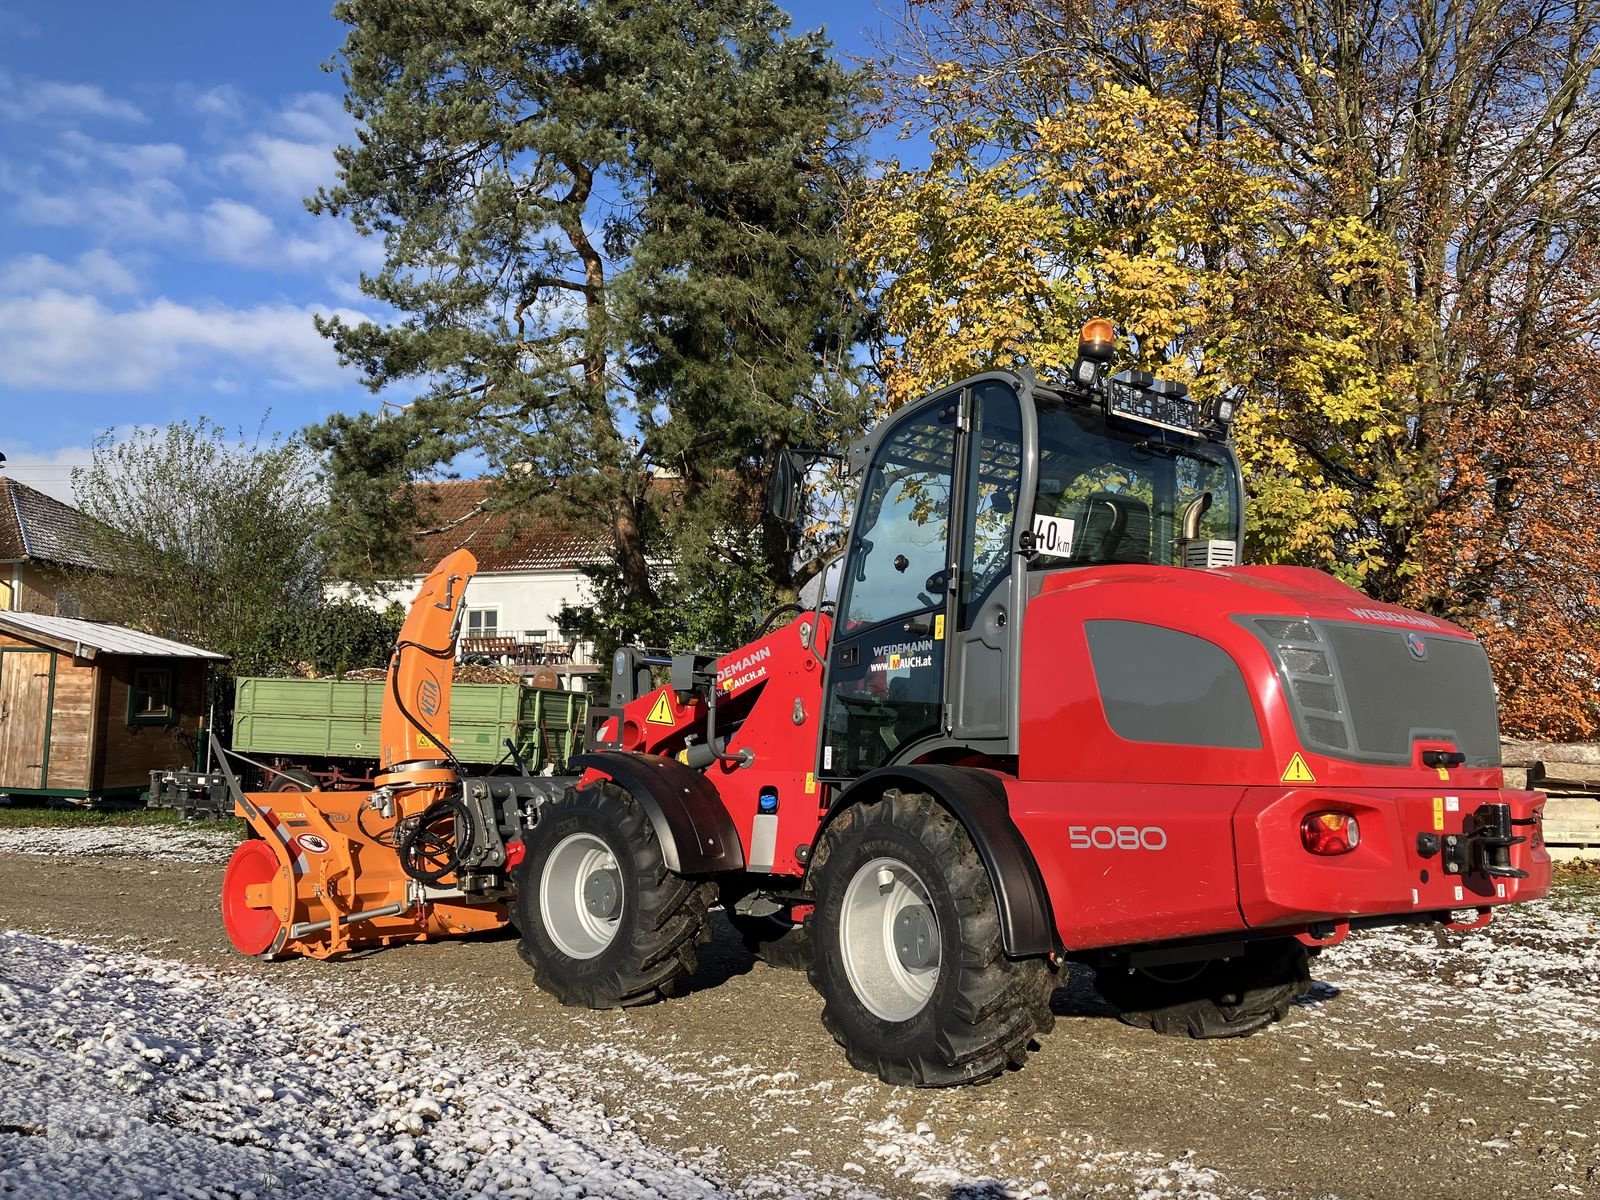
[1035,563,1476,641]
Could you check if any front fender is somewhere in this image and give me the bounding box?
[569,752,745,875]
[823,764,1057,958]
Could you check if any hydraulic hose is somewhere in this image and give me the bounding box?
[399,796,475,885]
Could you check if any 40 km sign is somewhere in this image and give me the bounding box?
[1032,514,1075,560]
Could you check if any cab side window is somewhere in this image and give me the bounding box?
[842,411,955,632]
[959,382,1022,627]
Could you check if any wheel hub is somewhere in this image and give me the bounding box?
[893,904,938,970]
[838,855,941,1022]
[539,832,624,960]
[583,868,622,919]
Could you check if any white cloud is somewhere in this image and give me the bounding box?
[54,131,187,178]
[200,198,278,258]
[200,199,384,274]
[0,249,139,295]
[278,92,347,144]
[2,131,190,240]
[217,92,350,203]
[188,83,245,121]
[219,135,340,202]
[0,289,370,393]
[0,69,143,122]
[0,442,95,505]
[9,175,190,239]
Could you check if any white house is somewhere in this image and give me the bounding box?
[333,479,609,687]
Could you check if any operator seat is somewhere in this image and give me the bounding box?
[1073,491,1152,563]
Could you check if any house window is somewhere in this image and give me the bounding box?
[129,667,176,726]
[466,609,499,637]
[530,629,549,641]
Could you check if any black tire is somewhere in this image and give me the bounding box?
[806,789,1056,1087]
[1095,938,1311,1039]
[728,911,813,970]
[267,767,318,793]
[514,783,715,1009]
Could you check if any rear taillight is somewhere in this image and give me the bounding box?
[1301,810,1360,856]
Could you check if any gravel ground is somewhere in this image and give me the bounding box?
[0,833,1597,1198]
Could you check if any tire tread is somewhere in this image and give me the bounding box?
[806,789,1056,1087]
[515,783,714,1009]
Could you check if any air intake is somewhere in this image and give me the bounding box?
[1183,539,1237,569]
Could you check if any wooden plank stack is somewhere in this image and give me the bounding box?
[1501,740,1600,859]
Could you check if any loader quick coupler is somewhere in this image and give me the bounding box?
[1427,802,1530,880]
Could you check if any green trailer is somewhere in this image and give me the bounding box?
[231,676,587,782]
[151,676,588,810]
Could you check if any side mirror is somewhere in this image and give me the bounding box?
[766,450,805,524]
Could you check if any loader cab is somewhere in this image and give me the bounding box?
[817,353,1245,783]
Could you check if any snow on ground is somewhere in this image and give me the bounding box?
[0,824,238,863]
[1295,890,1600,1150]
[0,928,1245,1200]
[2,833,1594,1200]
[0,930,777,1200]
[1313,891,1600,1072]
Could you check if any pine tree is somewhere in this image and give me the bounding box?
[309,0,866,648]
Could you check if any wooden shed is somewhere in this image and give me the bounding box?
[0,612,225,802]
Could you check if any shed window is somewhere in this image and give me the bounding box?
[129,667,175,726]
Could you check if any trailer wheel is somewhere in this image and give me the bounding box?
[267,768,318,794]
[514,783,715,1009]
[1094,938,1310,1039]
[806,789,1055,1087]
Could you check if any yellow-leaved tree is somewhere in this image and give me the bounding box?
[855,0,1600,736]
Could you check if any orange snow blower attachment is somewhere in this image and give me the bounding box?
[220,549,512,959]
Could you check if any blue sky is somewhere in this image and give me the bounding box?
[0,2,895,502]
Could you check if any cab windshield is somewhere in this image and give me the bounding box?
[1031,399,1239,568]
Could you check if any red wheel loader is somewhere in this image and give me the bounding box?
[220,322,1550,1086]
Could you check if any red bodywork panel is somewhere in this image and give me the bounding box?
[594,562,1550,953]
[595,613,835,877]
[1014,563,1550,949]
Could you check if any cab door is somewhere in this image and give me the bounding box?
[819,399,957,781]
[948,380,1023,745]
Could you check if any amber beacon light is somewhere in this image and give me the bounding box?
[1072,318,1118,387]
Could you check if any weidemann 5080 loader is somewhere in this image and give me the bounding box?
[220,322,1550,1087]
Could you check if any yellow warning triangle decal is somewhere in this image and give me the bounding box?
[645,691,675,725]
[1281,752,1316,784]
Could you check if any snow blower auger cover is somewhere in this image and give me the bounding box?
[221,550,507,959]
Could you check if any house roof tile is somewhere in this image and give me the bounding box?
[403,480,610,575]
[0,478,100,571]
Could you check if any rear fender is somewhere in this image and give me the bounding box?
[569,751,745,875]
[821,764,1057,958]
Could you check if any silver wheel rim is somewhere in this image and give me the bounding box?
[539,832,623,960]
[839,855,941,1021]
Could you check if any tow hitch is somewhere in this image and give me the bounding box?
[1416,802,1532,880]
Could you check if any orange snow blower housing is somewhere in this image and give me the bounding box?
[220,549,548,959]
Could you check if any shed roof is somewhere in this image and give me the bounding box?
[0,478,101,571]
[0,611,226,661]
[403,479,610,575]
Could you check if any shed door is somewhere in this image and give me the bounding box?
[0,651,52,789]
